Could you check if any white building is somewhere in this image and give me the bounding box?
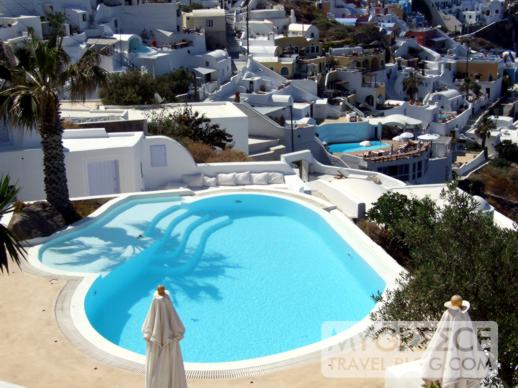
[95,2,182,35]
[287,23,319,40]
[0,15,43,41]
[61,102,249,153]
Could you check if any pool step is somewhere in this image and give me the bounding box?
[171,216,232,275]
[149,216,231,274]
[159,215,210,259]
[144,205,186,237]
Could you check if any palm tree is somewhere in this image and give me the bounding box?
[402,71,421,102]
[475,116,496,157]
[0,175,25,272]
[0,16,106,223]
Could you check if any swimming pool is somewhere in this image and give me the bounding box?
[38,192,388,365]
[328,140,389,154]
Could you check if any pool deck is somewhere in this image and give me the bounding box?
[0,266,410,388]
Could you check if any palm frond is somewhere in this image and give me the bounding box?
[0,225,26,273]
[0,175,25,273]
[66,49,106,102]
[0,86,40,129]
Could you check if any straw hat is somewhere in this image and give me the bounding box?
[444,294,470,311]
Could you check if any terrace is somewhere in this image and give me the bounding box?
[339,140,432,162]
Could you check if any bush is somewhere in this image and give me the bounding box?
[148,106,233,149]
[495,140,518,164]
[99,70,158,105]
[186,142,250,163]
[99,68,192,105]
[156,68,193,101]
[367,186,518,384]
[185,143,214,163]
[206,148,250,163]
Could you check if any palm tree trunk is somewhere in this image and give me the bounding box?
[39,100,80,224]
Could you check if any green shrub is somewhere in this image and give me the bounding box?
[99,68,192,105]
[186,142,250,163]
[495,140,518,164]
[148,106,233,149]
[367,186,518,384]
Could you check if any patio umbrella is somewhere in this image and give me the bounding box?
[142,285,187,388]
[359,140,371,147]
[421,295,488,387]
[418,133,440,141]
[399,132,414,140]
[392,135,401,141]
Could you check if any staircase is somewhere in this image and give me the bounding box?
[225,12,242,59]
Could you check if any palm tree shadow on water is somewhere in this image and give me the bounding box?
[93,249,242,345]
[43,221,152,272]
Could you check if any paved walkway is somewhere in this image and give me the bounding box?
[0,269,388,388]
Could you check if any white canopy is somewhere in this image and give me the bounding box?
[418,133,440,141]
[368,114,423,127]
[400,132,414,139]
[421,301,488,386]
[142,291,187,388]
[359,140,372,147]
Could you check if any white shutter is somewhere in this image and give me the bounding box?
[150,144,167,167]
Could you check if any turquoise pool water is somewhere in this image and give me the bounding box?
[41,194,385,363]
[328,140,389,153]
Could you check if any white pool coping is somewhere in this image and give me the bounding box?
[27,187,405,377]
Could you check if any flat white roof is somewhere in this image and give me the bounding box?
[288,23,315,32]
[62,102,248,123]
[62,130,142,152]
[188,8,225,17]
[368,114,422,126]
[327,177,389,210]
[127,102,248,121]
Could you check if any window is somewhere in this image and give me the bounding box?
[206,19,214,28]
[150,144,167,167]
[280,66,289,76]
[205,61,210,66]
[82,14,87,22]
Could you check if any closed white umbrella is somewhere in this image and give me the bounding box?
[418,133,440,141]
[399,132,414,140]
[142,285,187,388]
[359,140,371,147]
[421,295,488,387]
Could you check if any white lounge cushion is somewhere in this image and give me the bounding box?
[235,171,251,185]
[250,172,269,185]
[217,172,237,186]
[203,175,217,187]
[268,172,285,184]
[182,173,203,188]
